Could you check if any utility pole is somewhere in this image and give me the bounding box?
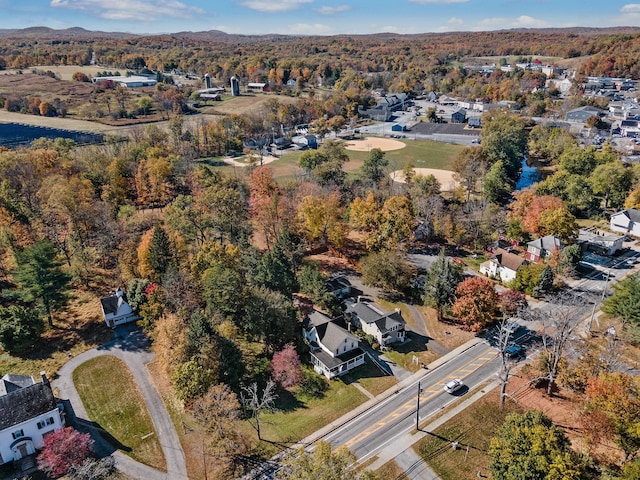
[588,269,610,333]
[415,381,422,430]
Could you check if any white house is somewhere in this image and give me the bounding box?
[578,228,625,256]
[100,288,137,328]
[303,310,365,379]
[480,248,526,283]
[345,301,406,346]
[610,208,640,237]
[0,372,64,465]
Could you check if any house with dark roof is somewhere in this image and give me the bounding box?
[100,288,137,328]
[526,235,565,263]
[610,208,640,237]
[0,372,64,465]
[451,108,467,124]
[303,310,365,379]
[480,248,526,283]
[358,93,408,121]
[345,301,406,346]
[325,275,352,299]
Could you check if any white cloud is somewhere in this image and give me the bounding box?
[288,23,333,34]
[621,4,640,13]
[50,0,205,21]
[239,0,313,13]
[475,15,549,29]
[409,0,469,4]
[447,17,463,25]
[316,4,351,15]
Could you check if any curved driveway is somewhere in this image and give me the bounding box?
[52,325,188,480]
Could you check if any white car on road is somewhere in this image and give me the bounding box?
[444,379,464,394]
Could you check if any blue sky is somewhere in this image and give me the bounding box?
[1,1,639,35]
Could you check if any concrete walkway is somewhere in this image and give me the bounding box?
[53,325,188,480]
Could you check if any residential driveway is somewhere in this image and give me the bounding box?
[53,324,188,480]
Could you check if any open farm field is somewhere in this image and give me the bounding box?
[202,93,299,115]
[3,65,116,81]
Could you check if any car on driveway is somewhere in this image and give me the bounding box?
[444,378,464,394]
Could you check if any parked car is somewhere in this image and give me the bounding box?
[444,378,464,394]
[505,345,524,359]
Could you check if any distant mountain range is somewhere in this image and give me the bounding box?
[1,25,640,42]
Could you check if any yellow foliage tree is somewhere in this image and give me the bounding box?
[137,229,154,279]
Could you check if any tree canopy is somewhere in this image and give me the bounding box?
[489,410,587,480]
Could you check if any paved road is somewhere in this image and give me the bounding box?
[53,325,188,480]
[323,340,500,462]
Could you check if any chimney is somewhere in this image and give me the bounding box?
[40,371,49,385]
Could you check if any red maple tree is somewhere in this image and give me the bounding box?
[271,344,303,389]
[37,427,94,477]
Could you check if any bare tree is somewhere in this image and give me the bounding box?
[241,380,278,441]
[526,294,588,395]
[496,318,515,409]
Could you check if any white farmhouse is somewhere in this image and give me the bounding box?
[303,310,366,379]
[0,372,64,466]
[100,288,137,328]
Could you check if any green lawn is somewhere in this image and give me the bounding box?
[73,355,166,471]
[341,361,398,396]
[256,378,368,448]
[416,394,522,479]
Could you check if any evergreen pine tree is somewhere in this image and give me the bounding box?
[10,240,71,327]
[533,265,554,298]
[148,226,173,281]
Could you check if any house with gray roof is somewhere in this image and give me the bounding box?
[345,300,406,346]
[303,310,365,379]
[526,235,565,263]
[358,93,408,121]
[565,105,606,123]
[610,208,640,237]
[578,227,625,256]
[0,372,64,465]
[100,288,137,328]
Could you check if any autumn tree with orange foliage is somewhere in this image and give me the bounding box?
[248,166,295,249]
[452,276,499,331]
[583,372,640,462]
[508,190,568,237]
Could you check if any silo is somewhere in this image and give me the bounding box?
[230,76,240,96]
[204,73,212,89]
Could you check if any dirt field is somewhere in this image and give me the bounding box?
[344,136,406,152]
[203,93,299,116]
[389,167,459,191]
